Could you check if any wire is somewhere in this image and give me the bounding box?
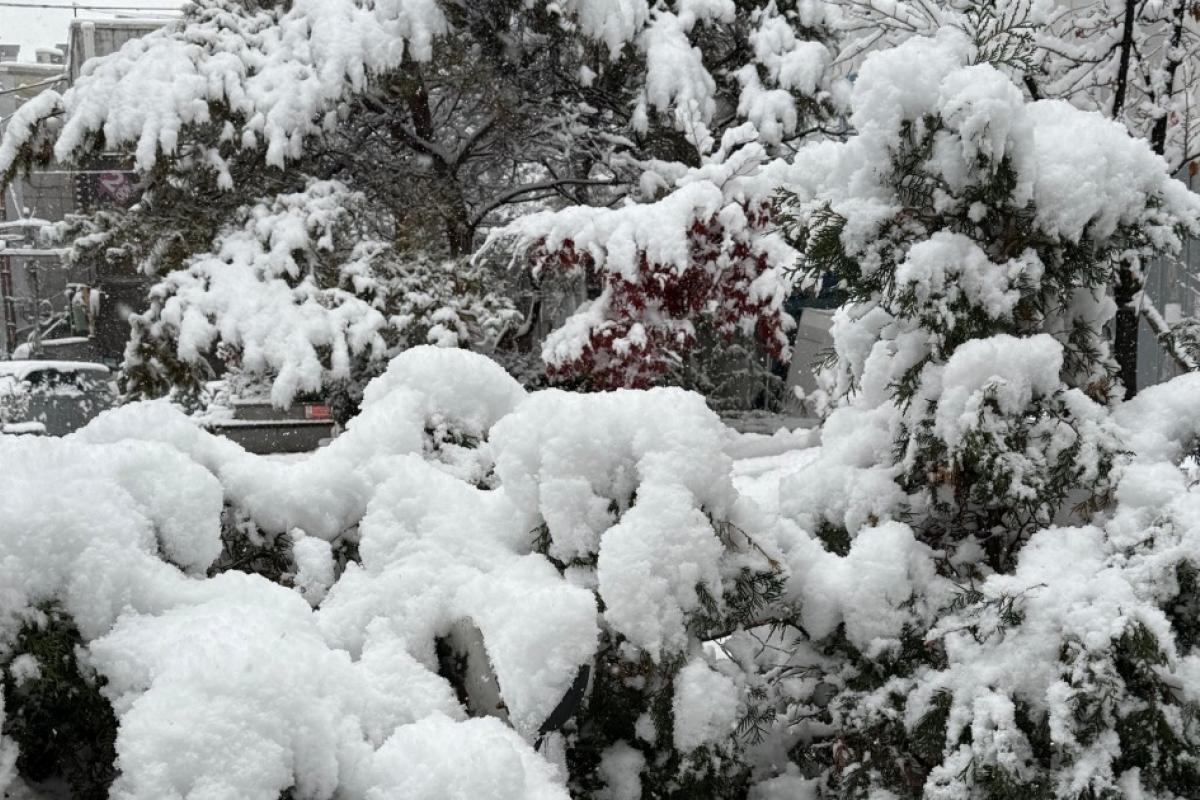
[0,2,181,9]
[0,76,67,96]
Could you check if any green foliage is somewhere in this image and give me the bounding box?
[1158,316,1200,371]
[563,640,754,800]
[787,624,948,798]
[1,605,119,799]
[1058,622,1200,796]
[960,2,1039,74]
[776,75,1125,572]
[814,521,852,557]
[1169,561,1200,654]
[210,506,297,584]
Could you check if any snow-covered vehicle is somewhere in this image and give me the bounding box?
[0,360,116,435]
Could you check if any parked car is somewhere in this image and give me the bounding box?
[0,361,116,436]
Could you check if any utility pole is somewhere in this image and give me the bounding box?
[29,260,42,357]
[0,245,15,354]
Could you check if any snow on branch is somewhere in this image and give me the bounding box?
[482,137,796,388]
[127,179,519,408]
[0,0,449,175]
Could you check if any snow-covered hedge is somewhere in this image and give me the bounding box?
[0,346,791,798]
[4,338,1200,798]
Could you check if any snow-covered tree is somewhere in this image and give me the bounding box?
[1,0,848,400]
[837,0,1200,395]
[486,132,797,391]
[122,180,519,410]
[479,1,848,391]
[760,30,1200,798]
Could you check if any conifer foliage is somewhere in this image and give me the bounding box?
[122,180,519,409]
[767,29,1200,799]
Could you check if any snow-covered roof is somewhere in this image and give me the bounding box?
[0,218,52,230]
[0,360,110,380]
[0,62,63,75]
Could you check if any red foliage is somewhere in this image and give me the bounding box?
[533,201,792,390]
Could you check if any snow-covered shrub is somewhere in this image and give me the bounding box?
[779,29,1200,566]
[489,386,787,796]
[760,30,1200,799]
[0,349,558,798]
[0,345,805,798]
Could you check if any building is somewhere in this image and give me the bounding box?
[0,17,172,361]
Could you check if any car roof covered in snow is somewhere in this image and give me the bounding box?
[0,360,111,380]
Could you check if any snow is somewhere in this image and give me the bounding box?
[776,518,941,649]
[350,713,568,800]
[0,348,600,796]
[5,310,1200,797]
[1024,99,1200,244]
[129,180,520,409]
[596,741,645,800]
[0,0,450,175]
[786,33,1200,270]
[1113,368,1200,463]
[639,11,719,152]
[0,340,827,794]
[4,9,1200,798]
[894,232,1032,320]
[0,90,61,177]
[492,387,735,550]
[598,482,727,657]
[0,361,111,380]
[291,531,335,606]
[153,180,393,409]
[496,180,727,282]
[486,140,797,383]
[558,0,650,60]
[738,5,834,146]
[672,658,741,752]
[932,333,1064,450]
[360,345,526,439]
[907,518,1189,798]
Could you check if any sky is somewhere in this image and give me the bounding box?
[0,1,181,61]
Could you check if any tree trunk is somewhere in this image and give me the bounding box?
[1150,1,1190,161]
[1111,0,1137,119]
[393,65,477,258]
[1115,265,1140,399]
[1109,1,1141,394]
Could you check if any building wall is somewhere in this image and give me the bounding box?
[1,20,169,359]
[68,19,169,82]
[0,60,70,227]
